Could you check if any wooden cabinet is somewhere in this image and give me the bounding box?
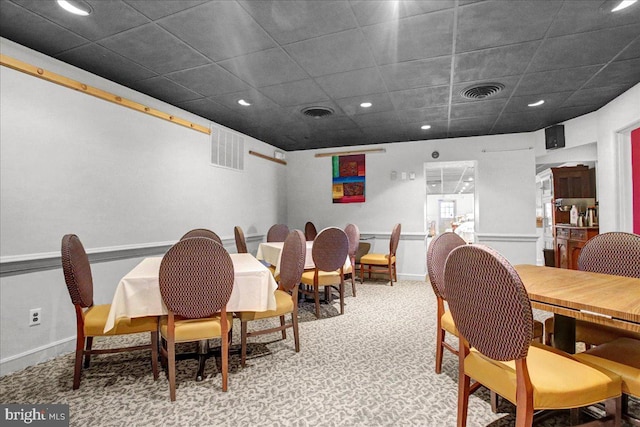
[555,225,599,270]
[551,165,594,199]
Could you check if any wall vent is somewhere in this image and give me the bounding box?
[211,126,244,171]
[460,83,505,99]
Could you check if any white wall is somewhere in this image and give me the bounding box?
[286,133,539,278]
[0,39,287,374]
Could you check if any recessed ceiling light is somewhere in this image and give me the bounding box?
[360,102,372,108]
[238,99,251,106]
[421,125,431,130]
[528,100,545,107]
[57,0,92,16]
[611,0,637,12]
[468,177,474,181]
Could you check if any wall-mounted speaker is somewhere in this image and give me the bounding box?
[545,125,565,150]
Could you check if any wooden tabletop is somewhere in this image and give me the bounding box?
[514,264,640,333]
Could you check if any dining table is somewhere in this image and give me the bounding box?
[515,264,640,353]
[256,240,351,277]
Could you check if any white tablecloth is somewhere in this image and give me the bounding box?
[104,254,278,333]
[256,241,351,276]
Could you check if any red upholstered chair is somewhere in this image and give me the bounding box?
[180,228,223,245]
[61,234,158,390]
[267,224,289,242]
[300,227,349,318]
[427,233,544,374]
[238,230,306,367]
[234,225,248,254]
[545,232,640,348]
[445,244,621,427]
[158,237,234,401]
[360,223,401,285]
[344,223,360,297]
[305,221,318,241]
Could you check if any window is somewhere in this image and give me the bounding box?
[440,200,455,219]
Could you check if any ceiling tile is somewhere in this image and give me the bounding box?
[583,57,640,88]
[379,57,451,91]
[513,65,602,96]
[132,76,202,103]
[350,111,401,128]
[177,97,237,123]
[166,64,251,97]
[208,88,281,114]
[13,0,150,41]
[334,93,395,116]
[56,43,156,84]
[396,106,449,124]
[494,111,546,128]
[285,29,376,77]
[99,24,209,74]
[123,0,209,20]
[363,10,454,65]
[617,35,640,61]
[260,79,329,107]
[540,105,600,126]
[405,121,449,140]
[157,1,276,62]
[503,91,573,113]
[350,0,454,26]
[314,67,386,99]
[388,86,451,110]
[528,24,640,72]
[218,48,308,87]
[450,98,507,119]
[239,0,357,44]
[548,0,640,38]
[454,41,540,83]
[360,124,408,144]
[456,0,561,53]
[561,84,632,107]
[0,1,87,55]
[449,117,495,132]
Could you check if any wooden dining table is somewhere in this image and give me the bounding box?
[515,264,640,353]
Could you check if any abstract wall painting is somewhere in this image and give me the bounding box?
[332,154,365,203]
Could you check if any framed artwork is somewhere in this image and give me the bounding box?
[332,154,365,203]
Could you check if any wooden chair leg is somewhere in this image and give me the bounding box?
[605,396,621,427]
[150,331,159,380]
[351,272,356,297]
[221,328,228,392]
[339,282,344,314]
[280,315,286,339]
[73,337,84,390]
[458,371,470,427]
[240,321,248,368]
[168,338,176,401]
[292,311,300,353]
[84,336,93,368]
[314,286,320,319]
[435,327,445,374]
[490,391,499,413]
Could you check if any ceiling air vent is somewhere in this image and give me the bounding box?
[301,106,334,118]
[460,83,505,100]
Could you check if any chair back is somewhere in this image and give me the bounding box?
[426,232,466,299]
[344,223,360,258]
[445,244,533,361]
[279,230,306,292]
[180,228,223,245]
[61,234,94,308]
[159,237,234,319]
[578,232,640,278]
[267,224,289,242]
[312,227,349,272]
[305,221,318,241]
[234,226,248,254]
[389,223,401,256]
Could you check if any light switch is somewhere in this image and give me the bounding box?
[401,172,407,180]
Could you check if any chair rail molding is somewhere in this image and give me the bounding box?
[475,233,539,243]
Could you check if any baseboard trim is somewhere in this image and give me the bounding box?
[0,336,75,376]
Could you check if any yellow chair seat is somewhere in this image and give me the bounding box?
[237,290,293,321]
[84,304,158,336]
[574,338,640,397]
[465,343,621,410]
[301,269,342,286]
[441,310,459,336]
[160,313,233,343]
[360,253,395,266]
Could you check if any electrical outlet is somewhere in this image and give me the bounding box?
[29,308,41,326]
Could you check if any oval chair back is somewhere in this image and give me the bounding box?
[61,234,94,308]
[267,224,289,242]
[305,221,318,241]
[234,226,248,254]
[279,230,307,292]
[426,232,466,300]
[180,228,223,245]
[312,227,349,272]
[389,223,401,256]
[578,231,640,277]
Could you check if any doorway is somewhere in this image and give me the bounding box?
[425,161,476,244]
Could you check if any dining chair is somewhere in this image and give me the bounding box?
[238,230,306,367]
[61,234,159,390]
[444,244,621,427]
[234,225,248,254]
[158,237,234,401]
[180,228,223,245]
[267,224,289,242]
[300,227,349,319]
[305,221,318,241]
[426,232,545,374]
[344,223,360,297]
[359,223,401,286]
[545,232,640,348]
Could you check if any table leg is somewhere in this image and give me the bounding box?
[553,314,576,354]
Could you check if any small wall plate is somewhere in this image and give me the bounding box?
[431,151,440,159]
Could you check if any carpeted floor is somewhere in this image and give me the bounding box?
[0,279,635,426]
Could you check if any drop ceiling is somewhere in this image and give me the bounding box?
[1,0,639,151]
